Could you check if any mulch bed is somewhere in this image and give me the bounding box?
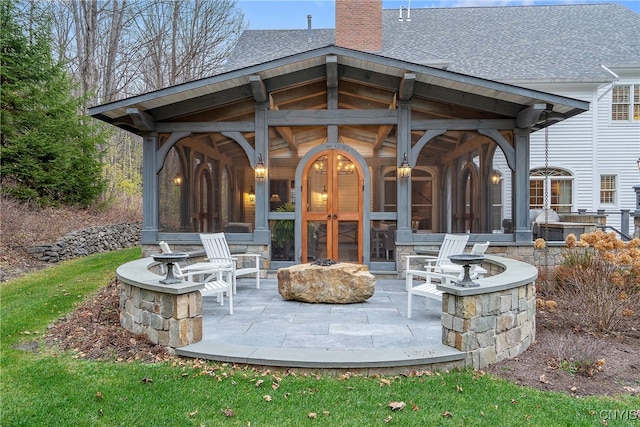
[44,281,171,363]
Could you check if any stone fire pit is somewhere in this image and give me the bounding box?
[277,262,376,303]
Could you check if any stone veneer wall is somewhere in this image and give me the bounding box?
[28,222,141,262]
[441,280,536,369]
[119,281,202,348]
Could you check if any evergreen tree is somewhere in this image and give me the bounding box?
[0,0,106,206]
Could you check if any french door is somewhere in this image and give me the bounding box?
[301,150,363,263]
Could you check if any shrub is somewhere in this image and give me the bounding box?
[551,231,640,335]
[548,331,605,377]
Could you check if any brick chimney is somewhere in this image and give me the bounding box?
[335,0,382,52]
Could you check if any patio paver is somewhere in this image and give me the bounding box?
[177,278,465,370]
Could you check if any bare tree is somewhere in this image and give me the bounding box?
[131,0,245,91]
[41,0,247,205]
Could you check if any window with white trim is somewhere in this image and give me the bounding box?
[611,84,640,121]
[600,175,616,204]
[530,168,573,213]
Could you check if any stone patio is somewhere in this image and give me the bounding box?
[176,278,465,371]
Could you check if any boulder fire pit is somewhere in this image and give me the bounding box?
[277,261,376,303]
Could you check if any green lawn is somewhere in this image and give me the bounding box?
[1,248,637,426]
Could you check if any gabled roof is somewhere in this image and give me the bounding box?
[224,3,640,83]
[89,45,588,134]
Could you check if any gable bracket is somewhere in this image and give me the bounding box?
[221,131,256,167]
[398,73,415,101]
[127,108,155,132]
[326,55,338,88]
[517,103,552,128]
[477,129,515,171]
[155,131,191,173]
[250,75,267,103]
[410,129,447,167]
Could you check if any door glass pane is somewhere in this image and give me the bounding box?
[337,220,358,262]
[308,155,328,213]
[308,220,327,260]
[337,162,359,212]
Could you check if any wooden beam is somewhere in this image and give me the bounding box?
[150,85,254,122]
[126,108,155,131]
[250,75,267,103]
[398,73,415,101]
[155,122,254,133]
[411,119,516,130]
[269,94,298,152]
[373,94,397,151]
[268,109,398,126]
[413,83,523,117]
[326,55,338,88]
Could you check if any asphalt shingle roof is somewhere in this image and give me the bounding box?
[224,3,640,82]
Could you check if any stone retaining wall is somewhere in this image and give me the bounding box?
[28,222,141,262]
[119,281,203,348]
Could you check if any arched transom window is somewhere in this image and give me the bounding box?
[530,167,573,213]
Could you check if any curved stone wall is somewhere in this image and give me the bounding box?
[27,222,141,262]
[117,253,537,371]
[437,255,538,369]
[117,257,205,348]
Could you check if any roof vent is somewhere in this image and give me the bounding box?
[307,14,312,43]
[398,2,411,22]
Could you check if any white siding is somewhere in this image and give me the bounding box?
[519,81,639,235]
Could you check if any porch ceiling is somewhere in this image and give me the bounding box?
[89,46,589,158]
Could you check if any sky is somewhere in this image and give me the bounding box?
[237,0,640,29]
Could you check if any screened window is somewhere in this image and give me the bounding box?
[612,85,640,121]
[158,138,254,233]
[411,168,434,231]
[383,169,397,212]
[530,168,573,213]
[600,175,616,204]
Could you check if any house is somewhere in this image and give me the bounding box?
[224,2,640,236]
[89,1,638,273]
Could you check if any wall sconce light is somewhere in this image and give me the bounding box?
[399,153,411,179]
[255,153,266,181]
[491,172,501,185]
[248,186,255,204]
[173,174,183,186]
[321,185,328,201]
[637,157,640,172]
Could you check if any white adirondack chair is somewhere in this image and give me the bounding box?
[405,234,468,319]
[158,241,233,314]
[406,238,491,319]
[200,233,261,294]
[405,233,470,291]
[438,241,490,279]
